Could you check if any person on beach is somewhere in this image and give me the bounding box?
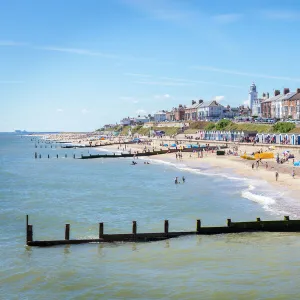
[275,171,279,181]
[292,169,295,179]
[252,163,254,170]
[265,162,268,169]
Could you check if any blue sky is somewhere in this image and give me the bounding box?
[1,0,300,131]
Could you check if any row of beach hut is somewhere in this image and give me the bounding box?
[195,130,300,145]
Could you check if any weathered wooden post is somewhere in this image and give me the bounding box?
[132,221,137,235]
[227,218,232,227]
[256,217,261,222]
[196,219,201,233]
[27,225,33,243]
[73,154,75,159]
[26,214,29,244]
[284,216,290,228]
[99,222,104,239]
[65,224,70,240]
[164,220,169,235]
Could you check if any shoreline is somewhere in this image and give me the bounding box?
[41,133,300,205]
[99,143,300,205]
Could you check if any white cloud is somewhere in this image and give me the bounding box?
[134,80,193,86]
[124,72,152,77]
[56,108,64,113]
[134,77,242,89]
[191,65,300,82]
[123,0,194,22]
[136,109,147,116]
[0,40,25,46]
[37,46,118,59]
[212,14,242,24]
[261,10,299,20]
[154,94,171,99]
[214,96,225,102]
[119,96,139,104]
[81,108,89,114]
[243,100,250,106]
[0,80,24,84]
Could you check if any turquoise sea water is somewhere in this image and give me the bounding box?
[1,133,300,299]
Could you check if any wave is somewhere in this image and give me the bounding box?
[241,190,276,207]
[138,156,300,218]
[88,149,300,218]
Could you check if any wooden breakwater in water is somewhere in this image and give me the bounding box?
[79,146,226,159]
[25,215,300,247]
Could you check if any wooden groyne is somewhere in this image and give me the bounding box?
[26,215,300,247]
[79,146,226,159]
[80,149,172,159]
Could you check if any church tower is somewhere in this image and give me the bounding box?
[249,82,258,116]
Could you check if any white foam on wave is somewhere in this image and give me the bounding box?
[144,157,248,182]
[142,157,300,217]
[242,189,276,207]
[89,151,299,217]
[95,147,123,153]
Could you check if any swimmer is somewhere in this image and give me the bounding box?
[182,176,185,183]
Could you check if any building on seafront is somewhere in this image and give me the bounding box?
[250,81,300,119]
[197,100,224,120]
[249,82,258,116]
[249,82,270,117]
[184,100,203,121]
[154,111,167,122]
[166,105,185,121]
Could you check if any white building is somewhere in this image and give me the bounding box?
[120,118,133,126]
[154,111,167,122]
[249,82,259,116]
[197,100,224,120]
[135,116,150,124]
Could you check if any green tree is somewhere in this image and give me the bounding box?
[215,119,232,130]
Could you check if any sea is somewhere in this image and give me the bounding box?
[1,132,300,299]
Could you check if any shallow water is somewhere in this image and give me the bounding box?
[1,134,300,299]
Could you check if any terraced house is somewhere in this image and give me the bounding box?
[282,88,300,119]
[184,100,203,121]
[166,105,185,121]
[197,100,224,120]
[261,90,282,118]
[261,88,300,119]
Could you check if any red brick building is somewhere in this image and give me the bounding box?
[166,105,185,121]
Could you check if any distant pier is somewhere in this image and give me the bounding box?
[25,215,300,247]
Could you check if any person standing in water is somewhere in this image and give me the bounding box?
[182,176,185,183]
[175,177,179,184]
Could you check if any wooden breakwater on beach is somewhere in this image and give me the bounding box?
[26,215,300,247]
[79,146,226,159]
[80,149,173,159]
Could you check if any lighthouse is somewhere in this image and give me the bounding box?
[249,82,258,116]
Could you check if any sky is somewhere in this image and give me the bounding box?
[1,0,300,132]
